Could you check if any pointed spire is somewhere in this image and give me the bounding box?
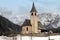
[30,2,37,12]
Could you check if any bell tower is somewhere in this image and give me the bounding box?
[30,2,38,33]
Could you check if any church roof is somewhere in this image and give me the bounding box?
[30,2,37,12]
[22,19,44,29]
[22,19,32,26]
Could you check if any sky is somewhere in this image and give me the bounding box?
[0,0,60,15]
[0,0,60,23]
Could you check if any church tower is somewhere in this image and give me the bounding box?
[30,2,38,33]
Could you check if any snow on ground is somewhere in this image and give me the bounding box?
[0,36,13,40]
[16,34,60,40]
[0,35,60,40]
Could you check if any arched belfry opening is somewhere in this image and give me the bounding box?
[35,13,36,16]
[31,13,33,16]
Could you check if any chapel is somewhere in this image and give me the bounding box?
[21,2,44,34]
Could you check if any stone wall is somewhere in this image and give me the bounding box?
[21,26,32,34]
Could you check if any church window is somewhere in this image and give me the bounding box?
[35,13,36,16]
[26,27,28,31]
[31,13,33,16]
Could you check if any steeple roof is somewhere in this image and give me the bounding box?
[30,2,37,12]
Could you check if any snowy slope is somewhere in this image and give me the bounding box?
[38,13,60,28]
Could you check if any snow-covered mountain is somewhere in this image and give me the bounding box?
[1,8,60,29]
[38,13,60,29]
[0,8,25,25]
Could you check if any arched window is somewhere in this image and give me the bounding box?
[35,13,36,16]
[26,27,28,31]
[31,13,33,16]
